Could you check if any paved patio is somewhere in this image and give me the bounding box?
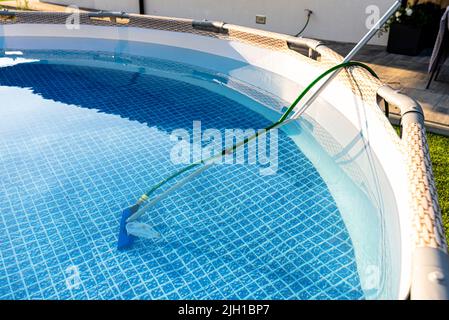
[326,41,449,135]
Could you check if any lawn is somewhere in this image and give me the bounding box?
[427,131,449,244]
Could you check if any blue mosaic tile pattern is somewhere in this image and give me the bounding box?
[0,52,364,300]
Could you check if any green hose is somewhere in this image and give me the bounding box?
[131,61,379,210]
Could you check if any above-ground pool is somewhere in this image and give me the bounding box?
[0,11,448,300]
[0,49,369,300]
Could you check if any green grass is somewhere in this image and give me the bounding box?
[426,131,449,244]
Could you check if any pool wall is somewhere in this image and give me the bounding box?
[0,10,448,299]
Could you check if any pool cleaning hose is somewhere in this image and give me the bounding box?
[117,61,379,250]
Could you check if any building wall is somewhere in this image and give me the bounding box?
[50,0,140,12]
[48,0,398,45]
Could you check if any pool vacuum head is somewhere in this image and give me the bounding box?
[117,205,139,250]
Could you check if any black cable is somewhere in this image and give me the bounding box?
[295,9,313,37]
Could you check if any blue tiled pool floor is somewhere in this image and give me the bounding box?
[0,53,364,300]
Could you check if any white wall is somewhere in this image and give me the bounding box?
[47,0,393,45]
[49,0,140,13]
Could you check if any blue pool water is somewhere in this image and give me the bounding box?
[0,51,364,299]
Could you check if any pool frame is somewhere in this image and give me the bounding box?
[0,10,448,300]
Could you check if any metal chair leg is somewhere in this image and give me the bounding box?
[426,68,437,89]
[434,65,442,82]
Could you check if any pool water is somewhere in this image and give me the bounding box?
[0,51,364,299]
